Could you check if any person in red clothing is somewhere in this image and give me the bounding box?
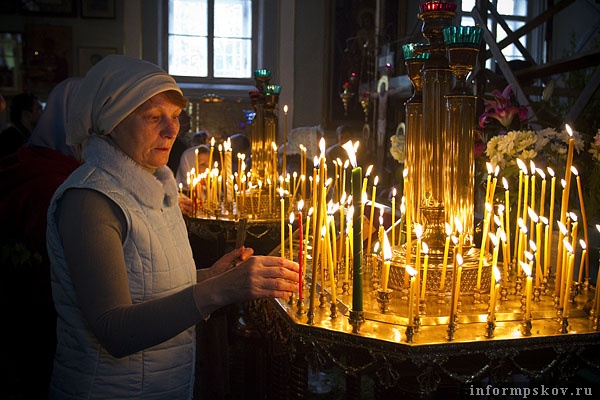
[0,77,82,399]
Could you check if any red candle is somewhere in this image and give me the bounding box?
[298,201,304,301]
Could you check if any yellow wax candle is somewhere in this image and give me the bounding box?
[523,263,533,319]
[484,162,492,206]
[477,202,492,291]
[325,225,337,308]
[563,250,575,318]
[563,125,575,215]
[280,190,285,258]
[577,239,587,284]
[421,243,429,300]
[391,188,397,247]
[381,232,392,291]
[574,168,590,282]
[489,233,499,301]
[520,160,529,223]
[542,219,550,278]
[406,266,417,326]
[513,168,524,262]
[502,178,512,262]
[345,234,350,282]
[538,169,547,218]
[289,212,294,261]
[489,266,501,320]
[304,207,312,283]
[329,213,338,271]
[367,176,379,255]
[450,255,464,325]
[529,161,537,233]
[440,223,452,292]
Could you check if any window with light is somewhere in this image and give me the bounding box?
[168,0,253,79]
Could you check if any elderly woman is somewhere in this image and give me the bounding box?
[46,55,298,399]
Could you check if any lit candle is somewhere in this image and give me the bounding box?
[562,241,575,318]
[325,224,337,309]
[521,258,533,319]
[528,208,542,287]
[577,239,587,285]
[488,232,500,302]
[440,223,452,292]
[484,162,493,206]
[283,104,288,176]
[477,202,493,291]
[179,182,183,197]
[298,201,304,301]
[391,187,397,247]
[537,168,547,218]
[489,265,501,321]
[421,243,429,300]
[381,232,393,292]
[519,158,530,223]
[450,255,463,325]
[406,265,417,326]
[502,177,512,263]
[289,212,294,262]
[573,166,590,282]
[345,207,352,281]
[328,207,338,271]
[280,189,285,258]
[529,161,537,235]
[403,168,412,266]
[304,207,313,285]
[563,124,575,213]
[343,140,363,312]
[513,166,524,262]
[367,176,379,255]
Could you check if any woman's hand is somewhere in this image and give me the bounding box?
[193,254,299,313]
[178,194,192,216]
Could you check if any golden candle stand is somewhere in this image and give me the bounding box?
[239,233,600,399]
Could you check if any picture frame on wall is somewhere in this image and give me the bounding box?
[78,47,117,76]
[0,33,23,94]
[81,0,115,19]
[19,0,76,17]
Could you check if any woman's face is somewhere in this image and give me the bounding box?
[110,92,181,170]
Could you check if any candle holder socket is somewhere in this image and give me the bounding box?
[288,291,296,306]
[349,310,365,334]
[437,290,446,304]
[485,319,495,338]
[330,302,338,319]
[533,286,541,302]
[419,299,427,315]
[521,318,532,336]
[296,298,306,315]
[376,289,393,313]
[446,322,457,341]
[473,290,482,304]
[405,325,415,343]
[500,286,509,302]
[560,316,569,334]
[318,291,327,308]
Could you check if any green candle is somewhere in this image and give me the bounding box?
[351,165,363,311]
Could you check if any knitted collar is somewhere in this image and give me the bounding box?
[82,135,178,210]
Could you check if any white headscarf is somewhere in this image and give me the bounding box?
[29,77,83,161]
[66,55,182,145]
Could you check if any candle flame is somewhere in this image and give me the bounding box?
[502,176,509,190]
[373,241,380,254]
[499,229,507,242]
[486,162,493,174]
[374,176,379,186]
[539,215,548,225]
[298,199,304,211]
[563,239,573,254]
[557,221,567,235]
[536,168,546,179]
[566,123,573,137]
[520,261,532,276]
[547,167,555,177]
[289,212,295,224]
[571,165,579,176]
[529,240,536,253]
[489,232,498,247]
[406,265,417,277]
[422,242,429,255]
[365,164,373,177]
[516,158,527,172]
[494,214,502,226]
[283,104,288,113]
[569,212,578,222]
[528,207,538,222]
[493,265,502,283]
[403,168,408,178]
[210,137,215,146]
[415,223,423,239]
[445,222,452,236]
[456,254,464,266]
[580,239,587,250]
[308,206,314,216]
[321,225,326,238]
[342,140,358,167]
